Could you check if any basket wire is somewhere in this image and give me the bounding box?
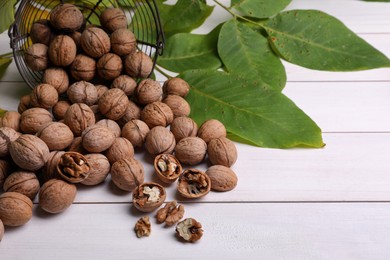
[8,0,164,88]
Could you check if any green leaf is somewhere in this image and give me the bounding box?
[157,25,222,72]
[230,0,292,18]
[0,57,12,80]
[218,20,286,90]
[263,10,390,71]
[0,108,6,117]
[181,69,324,148]
[0,0,16,33]
[156,0,214,37]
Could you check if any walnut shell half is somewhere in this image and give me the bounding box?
[132,182,166,212]
[154,154,182,183]
[177,169,211,199]
[57,152,90,183]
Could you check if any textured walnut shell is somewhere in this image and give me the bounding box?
[105,137,134,164]
[163,95,191,118]
[99,8,127,33]
[70,54,96,81]
[0,111,21,132]
[0,192,33,226]
[25,43,48,71]
[124,51,153,78]
[0,127,20,157]
[41,151,65,182]
[82,125,116,153]
[80,27,111,58]
[0,159,12,188]
[37,122,74,151]
[43,68,69,94]
[170,116,198,142]
[145,126,175,156]
[64,103,95,136]
[3,171,40,200]
[141,101,174,129]
[96,119,121,138]
[30,19,53,45]
[154,154,182,183]
[111,75,137,96]
[117,101,141,127]
[39,179,77,214]
[67,81,98,106]
[52,100,71,120]
[18,95,32,114]
[50,3,84,31]
[198,119,227,144]
[20,107,53,134]
[110,28,137,56]
[89,105,104,122]
[111,158,144,192]
[132,182,166,212]
[30,83,59,109]
[9,134,50,171]
[175,137,207,166]
[136,79,162,105]
[57,152,90,183]
[177,169,211,199]
[48,35,77,66]
[206,165,238,192]
[163,78,190,98]
[95,84,109,99]
[121,119,149,148]
[97,53,123,80]
[98,88,129,120]
[81,153,110,186]
[207,137,238,167]
[67,137,87,154]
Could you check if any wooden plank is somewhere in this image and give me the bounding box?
[2,202,390,259]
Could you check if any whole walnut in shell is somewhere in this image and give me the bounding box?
[141,101,173,129]
[52,100,71,120]
[97,53,123,80]
[111,158,144,192]
[18,95,32,114]
[136,79,163,105]
[20,107,53,134]
[175,137,207,165]
[39,179,77,214]
[3,171,40,200]
[145,126,175,156]
[50,3,84,32]
[99,8,127,33]
[121,119,149,148]
[124,51,153,78]
[25,43,48,71]
[170,116,198,142]
[207,137,237,167]
[162,95,190,118]
[111,75,137,96]
[70,54,96,81]
[198,119,227,144]
[163,78,190,98]
[67,81,98,106]
[110,28,137,56]
[96,119,121,138]
[117,100,141,127]
[0,127,21,157]
[48,35,77,66]
[105,137,134,164]
[41,151,65,182]
[81,27,111,58]
[0,192,33,226]
[37,122,74,151]
[0,159,12,188]
[30,19,53,45]
[43,68,69,94]
[82,125,116,153]
[98,88,129,120]
[0,111,21,132]
[30,83,59,109]
[64,103,96,136]
[95,85,109,99]
[206,165,238,192]
[67,137,87,154]
[9,134,50,171]
[81,153,110,186]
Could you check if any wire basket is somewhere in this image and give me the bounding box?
[8,0,164,89]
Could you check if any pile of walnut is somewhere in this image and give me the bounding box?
[0,4,238,243]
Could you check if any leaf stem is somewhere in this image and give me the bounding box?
[155,65,173,79]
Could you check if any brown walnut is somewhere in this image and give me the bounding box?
[64,103,96,136]
[41,151,65,182]
[70,54,96,81]
[177,169,211,199]
[121,119,149,148]
[82,125,116,153]
[105,137,134,164]
[0,192,33,227]
[0,111,21,132]
[81,153,110,186]
[170,116,198,142]
[20,107,53,134]
[154,154,182,184]
[3,171,40,200]
[197,119,227,144]
[80,27,111,58]
[110,28,137,56]
[39,179,77,214]
[43,68,69,94]
[141,101,173,129]
[97,53,123,80]
[132,182,166,212]
[98,88,129,120]
[30,83,59,109]
[48,35,77,66]
[156,201,185,226]
[18,95,31,114]
[57,152,90,183]
[116,101,141,127]
[0,127,21,157]
[0,219,3,241]
[50,3,84,32]
[175,137,207,166]
[162,95,190,118]
[206,165,238,192]
[0,160,12,188]
[37,122,74,151]
[145,126,175,156]
[52,100,71,120]
[95,119,121,138]
[111,75,137,96]
[136,79,163,105]
[111,158,144,192]
[124,51,153,78]
[67,81,98,106]
[25,43,48,71]
[207,137,238,167]
[163,77,190,98]
[99,8,127,33]
[176,218,203,242]
[30,19,53,45]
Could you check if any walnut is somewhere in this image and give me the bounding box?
[156,201,184,226]
[124,51,153,78]
[66,137,87,154]
[20,107,53,134]
[207,137,238,167]
[105,137,134,164]
[89,105,104,122]
[141,101,173,129]
[176,218,203,242]
[25,43,48,71]
[30,83,59,109]
[67,81,98,106]
[69,31,82,50]
[98,88,129,120]
[99,8,127,33]
[121,119,149,148]
[41,151,65,182]
[0,127,21,157]
[198,119,227,144]
[116,101,141,127]
[50,3,84,32]
[111,75,137,96]
[30,19,53,45]
[175,137,207,165]
[154,154,182,183]
[145,126,175,156]
[0,111,21,132]
[177,169,211,199]
[3,171,40,200]
[110,28,137,56]
[163,78,190,97]
[48,35,77,66]
[0,159,12,188]
[9,134,50,171]
[134,216,151,238]
[18,95,32,114]
[81,125,116,153]
[162,95,190,118]
[96,119,121,138]
[111,158,144,192]
[80,153,110,186]
[70,54,96,81]
[97,53,123,80]
[170,116,198,142]
[52,100,71,120]
[206,165,238,191]
[57,152,90,183]
[64,103,95,136]
[38,179,77,214]
[135,79,163,105]
[132,182,166,212]
[43,68,69,94]
[95,84,109,99]
[80,27,111,58]
[37,122,74,151]
[0,192,33,227]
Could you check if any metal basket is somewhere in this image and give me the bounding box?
[8,0,164,89]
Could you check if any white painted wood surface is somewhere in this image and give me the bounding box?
[1,0,390,259]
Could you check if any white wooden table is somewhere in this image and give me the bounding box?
[1,0,390,259]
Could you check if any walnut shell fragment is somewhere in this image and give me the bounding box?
[132,182,166,212]
[177,169,211,199]
[134,216,151,238]
[57,152,90,183]
[176,218,203,242]
[154,154,182,183]
[156,201,184,226]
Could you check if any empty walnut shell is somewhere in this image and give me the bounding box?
[50,3,84,32]
[176,218,203,242]
[56,152,90,183]
[39,179,77,214]
[111,158,144,192]
[132,182,166,212]
[154,154,182,183]
[177,169,211,199]
[3,171,40,200]
[0,192,33,227]
[80,27,111,58]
